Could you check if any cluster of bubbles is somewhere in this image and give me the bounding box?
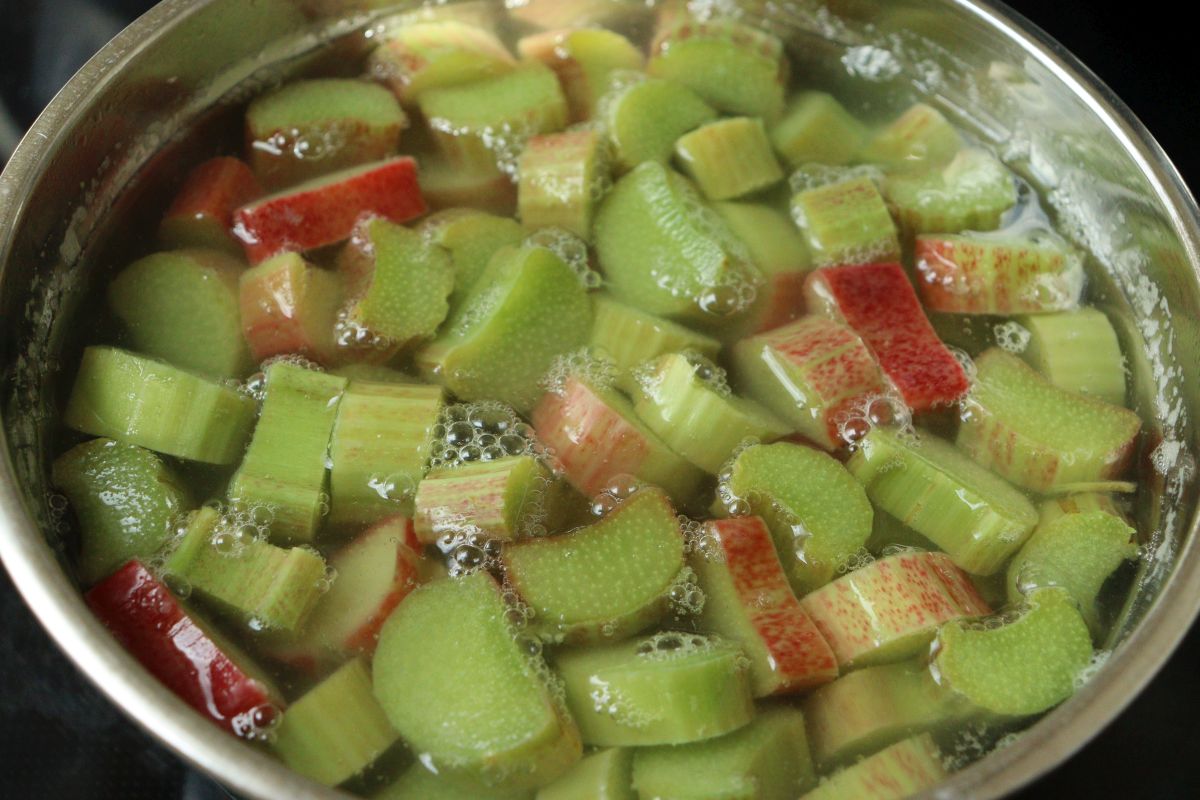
[834,547,876,575]
[589,474,642,518]
[992,320,1031,354]
[879,543,927,558]
[434,523,501,578]
[665,567,707,616]
[45,491,71,542]
[428,402,545,470]
[426,116,537,181]
[635,631,717,660]
[949,346,978,386]
[525,228,604,290]
[789,163,884,194]
[713,437,761,517]
[834,391,916,450]
[365,472,417,508]
[679,515,723,563]
[240,355,325,403]
[541,347,619,397]
[251,127,346,164]
[232,702,283,743]
[1073,649,1111,691]
[940,720,1006,772]
[207,501,275,559]
[1150,437,1196,479]
[334,308,394,353]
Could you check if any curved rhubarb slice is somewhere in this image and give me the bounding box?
[518,27,644,123]
[883,148,1016,235]
[932,588,1093,717]
[503,487,684,643]
[790,177,899,268]
[631,707,816,800]
[414,455,550,544]
[694,516,838,696]
[233,157,427,264]
[379,764,536,799]
[591,294,722,391]
[64,347,257,465]
[847,427,1038,575]
[240,252,343,365]
[1016,308,1127,406]
[806,262,970,412]
[956,348,1142,492]
[799,551,990,670]
[536,748,632,800]
[420,209,526,308]
[518,129,611,238]
[86,561,283,737]
[770,91,867,168]
[159,157,263,252]
[553,632,754,747]
[368,21,516,104]
[600,75,717,171]
[799,735,947,800]
[373,571,581,789]
[858,103,963,171]
[674,117,784,201]
[720,442,874,595]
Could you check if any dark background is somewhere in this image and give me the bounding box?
[1,0,1197,798]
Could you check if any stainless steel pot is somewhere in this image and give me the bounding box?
[1,2,1198,798]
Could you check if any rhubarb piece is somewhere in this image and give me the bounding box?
[648,19,788,120]
[329,364,418,384]
[369,21,516,104]
[503,487,685,642]
[732,316,887,449]
[164,506,328,632]
[518,129,611,238]
[228,363,348,543]
[632,352,791,473]
[858,103,963,171]
[713,202,811,334]
[799,735,947,800]
[770,91,868,168]
[594,162,761,323]
[64,346,256,465]
[536,748,632,800]
[246,78,406,189]
[847,426,1038,575]
[86,561,283,736]
[379,764,535,799]
[420,209,526,307]
[108,249,251,379]
[807,262,970,411]
[239,253,342,365]
[420,156,520,216]
[932,588,1093,716]
[273,658,399,786]
[883,148,1017,235]
[790,176,900,267]
[377,1,505,35]
[600,75,718,171]
[508,0,650,31]
[518,28,644,123]
[1040,492,1126,524]
[956,348,1143,492]
[1015,308,1127,406]
[52,439,189,586]
[591,294,722,390]
[720,442,873,595]
[531,375,707,508]
[675,117,784,201]
[693,516,838,695]
[914,233,1085,314]
[414,455,550,544]
[233,157,426,264]
[417,244,592,412]
[631,707,815,800]
[159,157,262,252]
[338,217,455,346]
[799,551,990,669]
[373,571,581,789]
[554,632,754,746]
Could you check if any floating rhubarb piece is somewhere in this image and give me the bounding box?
[64,347,257,465]
[503,488,685,643]
[414,455,550,544]
[599,75,717,171]
[790,176,900,268]
[86,561,283,737]
[373,571,581,790]
[858,103,963,171]
[554,632,754,746]
[518,28,645,123]
[518,129,611,239]
[159,157,263,252]
[799,551,991,669]
[239,253,342,365]
[693,516,838,695]
[675,117,784,201]
[245,78,406,190]
[956,348,1142,492]
[713,201,811,335]
[806,262,970,411]
[368,21,516,104]
[233,157,426,264]
[536,748,632,800]
[883,148,1016,235]
[591,294,722,392]
[420,156,519,216]
[379,763,535,799]
[421,209,527,307]
[799,735,947,800]
[770,91,867,168]
[1016,308,1127,407]
[631,707,816,800]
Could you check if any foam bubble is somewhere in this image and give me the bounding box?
[525,228,604,290]
[993,321,1031,354]
[429,402,545,470]
[541,348,618,397]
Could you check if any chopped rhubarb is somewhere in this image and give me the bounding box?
[239,253,342,365]
[160,157,263,252]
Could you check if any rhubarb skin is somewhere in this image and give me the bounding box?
[799,734,947,800]
[806,262,969,412]
[160,157,263,252]
[518,28,645,123]
[233,157,427,264]
[86,561,283,737]
[239,253,342,365]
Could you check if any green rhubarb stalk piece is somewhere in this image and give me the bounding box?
[518,28,645,123]
[799,551,991,669]
[108,249,252,379]
[329,364,418,384]
[553,632,755,747]
[799,734,947,800]
[368,21,516,104]
[1015,308,1127,406]
[631,707,816,800]
[536,748,632,800]
[791,176,900,267]
[246,78,407,190]
[164,506,328,632]
[417,243,593,412]
[228,363,348,543]
[594,161,762,324]
[502,487,685,643]
[599,74,718,171]
[373,571,581,789]
[240,252,343,366]
[420,209,527,310]
[712,202,811,336]
[770,91,868,168]
[883,148,1017,235]
[51,439,189,586]
[64,346,256,465]
[1039,492,1126,524]
[675,117,784,201]
[957,348,1143,493]
[328,381,443,530]
[420,156,519,215]
[858,103,963,171]
[591,294,722,392]
[273,658,399,786]
[414,455,549,544]
[932,588,1094,717]
[518,129,611,238]
[378,764,535,800]
[719,442,874,595]
[632,352,791,473]
[847,426,1039,575]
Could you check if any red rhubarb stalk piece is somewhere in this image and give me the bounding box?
[160,157,264,252]
[239,253,343,365]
